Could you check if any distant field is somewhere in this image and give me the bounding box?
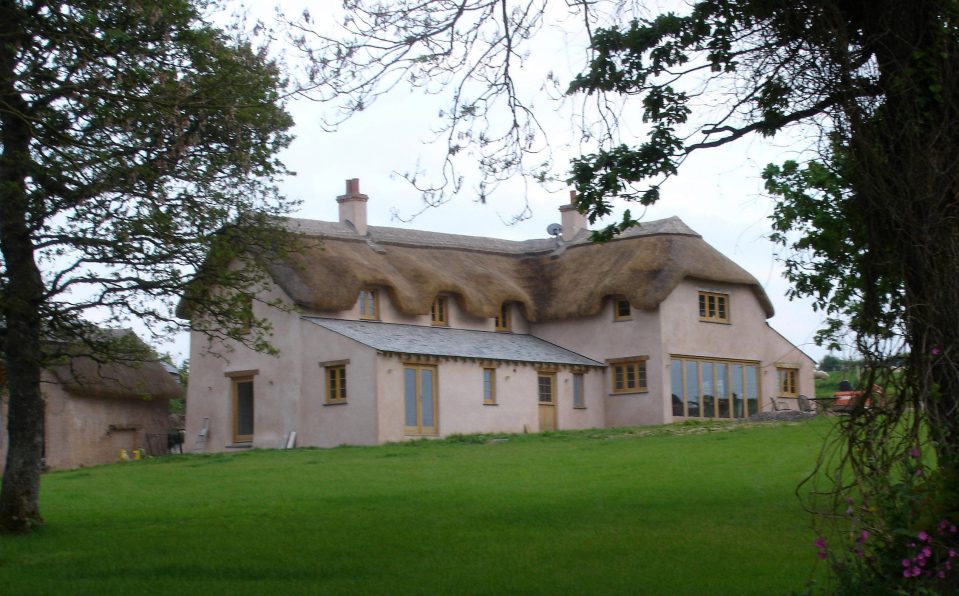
[0,419,832,595]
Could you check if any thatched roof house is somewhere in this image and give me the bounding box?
[183,179,814,453]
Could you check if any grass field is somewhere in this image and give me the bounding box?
[0,419,832,595]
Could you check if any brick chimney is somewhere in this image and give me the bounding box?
[337,178,369,235]
[559,190,587,241]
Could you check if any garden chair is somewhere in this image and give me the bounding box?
[797,395,815,414]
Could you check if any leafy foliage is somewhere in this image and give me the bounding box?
[0,0,295,532]
[565,1,959,590]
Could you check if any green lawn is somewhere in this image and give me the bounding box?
[0,419,831,595]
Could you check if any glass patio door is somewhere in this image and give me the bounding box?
[404,365,438,435]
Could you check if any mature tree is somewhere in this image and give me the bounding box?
[0,0,294,533]
[569,4,959,589]
[304,0,958,589]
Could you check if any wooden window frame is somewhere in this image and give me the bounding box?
[777,366,799,397]
[483,367,497,405]
[404,364,439,436]
[670,355,762,420]
[613,298,632,321]
[537,371,556,404]
[698,291,730,323]
[609,357,648,395]
[230,375,255,443]
[572,373,586,409]
[325,364,348,404]
[494,302,511,332]
[359,288,379,320]
[431,296,449,326]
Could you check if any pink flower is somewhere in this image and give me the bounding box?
[817,550,827,560]
[912,567,922,576]
[923,546,933,558]
[815,537,827,549]
[910,448,921,458]
[919,531,930,542]
[939,571,947,579]
[932,346,942,356]
[903,559,912,567]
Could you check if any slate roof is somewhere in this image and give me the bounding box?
[304,317,603,367]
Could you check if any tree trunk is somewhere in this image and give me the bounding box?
[0,6,46,533]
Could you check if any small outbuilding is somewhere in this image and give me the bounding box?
[0,332,182,470]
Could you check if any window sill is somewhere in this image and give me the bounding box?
[323,401,348,406]
[431,322,449,327]
[483,402,498,406]
[609,390,649,396]
[573,406,588,410]
[613,317,632,322]
[698,319,731,325]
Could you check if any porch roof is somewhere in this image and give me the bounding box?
[303,318,603,367]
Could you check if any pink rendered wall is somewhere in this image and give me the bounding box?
[297,323,379,447]
[530,300,667,427]
[375,357,605,443]
[185,279,304,452]
[658,278,815,416]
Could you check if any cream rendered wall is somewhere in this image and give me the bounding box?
[658,278,815,415]
[530,300,667,427]
[297,323,379,447]
[185,279,303,452]
[374,358,605,442]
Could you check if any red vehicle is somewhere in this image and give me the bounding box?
[832,383,883,412]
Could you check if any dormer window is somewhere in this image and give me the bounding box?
[698,291,729,323]
[494,302,511,332]
[359,288,379,320]
[431,296,448,326]
[613,298,631,321]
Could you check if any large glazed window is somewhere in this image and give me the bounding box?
[671,357,759,419]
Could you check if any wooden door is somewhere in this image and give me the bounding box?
[537,372,557,431]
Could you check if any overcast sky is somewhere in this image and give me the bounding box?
[158,1,834,365]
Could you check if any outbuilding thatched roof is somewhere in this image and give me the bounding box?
[265,216,774,322]
[46,331,182,401]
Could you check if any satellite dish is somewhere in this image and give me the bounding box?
[546,223,563,237]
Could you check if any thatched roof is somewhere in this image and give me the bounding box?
[265,216,774,322]
[47,331,182,401]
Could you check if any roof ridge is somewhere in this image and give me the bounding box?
[284,215,700,254]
